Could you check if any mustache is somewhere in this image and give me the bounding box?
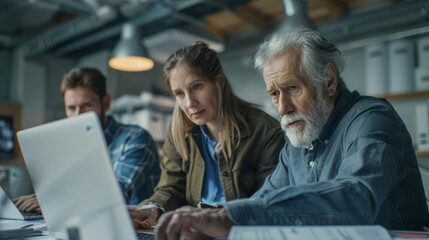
[280,114,305,131]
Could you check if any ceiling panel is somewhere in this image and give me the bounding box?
[0,0,426,57]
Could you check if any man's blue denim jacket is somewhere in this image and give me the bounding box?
[105,117,160,205]
[223,88,428,230]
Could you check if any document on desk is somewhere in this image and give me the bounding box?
[228,225,392,240]
[0,219,46,231]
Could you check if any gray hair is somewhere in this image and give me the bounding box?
[254,28,345,89]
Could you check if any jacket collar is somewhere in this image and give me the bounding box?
[316,87,361,142]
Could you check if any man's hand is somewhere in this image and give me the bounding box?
[155,206,233,240]
[12,193,41,213]
[129,206,159,229]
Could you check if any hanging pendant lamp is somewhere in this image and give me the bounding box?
[279,0,316,31]
[109,23,154,72]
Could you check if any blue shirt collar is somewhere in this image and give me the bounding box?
[104,116,118,145]
[200,125,217,144]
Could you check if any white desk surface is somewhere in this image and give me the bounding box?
[1,219,428,240]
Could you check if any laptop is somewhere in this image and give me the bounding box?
[0,186,43,220]
[17,111,153,240]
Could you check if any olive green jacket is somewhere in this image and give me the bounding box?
[142,106,285,211]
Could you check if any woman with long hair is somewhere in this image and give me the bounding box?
[130,42,284,228]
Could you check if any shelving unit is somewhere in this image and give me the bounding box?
[378,90,429,101]
[108,102,148,115]
[108,96,175,143]
[417,151,429,157]
[376,90,429,157]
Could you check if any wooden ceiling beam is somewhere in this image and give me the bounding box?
[204,0,280,38]
[245,0,284,23]
[204,0,390,40]
[205,10,253,38]
[308,0,347,22]
[234,4,275,30]
[205,21,228,41]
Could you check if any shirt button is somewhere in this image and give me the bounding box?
[309,161,315,167]
[222,171,228,177]
[324,139,329,144]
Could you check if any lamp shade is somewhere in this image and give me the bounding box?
[279,0,316,31]
[109,23,154,72]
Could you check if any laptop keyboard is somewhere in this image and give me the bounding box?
[22,211,44,220]
[137,232,155,240]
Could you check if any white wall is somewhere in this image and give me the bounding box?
[78,50,166,100]
[40,56,76,121]
[21,62,47,128]
[112,63,165,99]
[9,48,48,129]
[222,55,267,106]
[220,45,278,117]
[341,49,365,93]
[78,50,111,77]
[0,49,11,101]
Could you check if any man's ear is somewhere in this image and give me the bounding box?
[102,94,111,111]
[325,63,339,97]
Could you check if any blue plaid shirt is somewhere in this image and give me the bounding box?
[104,117,160,205]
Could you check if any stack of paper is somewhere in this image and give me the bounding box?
[228,225,391,240]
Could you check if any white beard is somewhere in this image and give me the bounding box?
[280,94,334,148]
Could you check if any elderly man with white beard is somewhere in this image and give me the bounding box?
[154,28,429,240]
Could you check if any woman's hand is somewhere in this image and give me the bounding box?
[129,205,160,229]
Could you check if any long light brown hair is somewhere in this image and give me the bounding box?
[164,42,253,159]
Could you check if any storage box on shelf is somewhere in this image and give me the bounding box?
[416,104,429,151]
[378,90,429,101]
[108,94,174,144]
[376,90,429,157]
[388,39,415,94]
[417,151,429,157]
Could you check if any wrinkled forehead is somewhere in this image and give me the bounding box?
[263,47,301,72]
[263,48,302,80]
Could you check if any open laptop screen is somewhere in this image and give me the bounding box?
[17,112,137,240]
